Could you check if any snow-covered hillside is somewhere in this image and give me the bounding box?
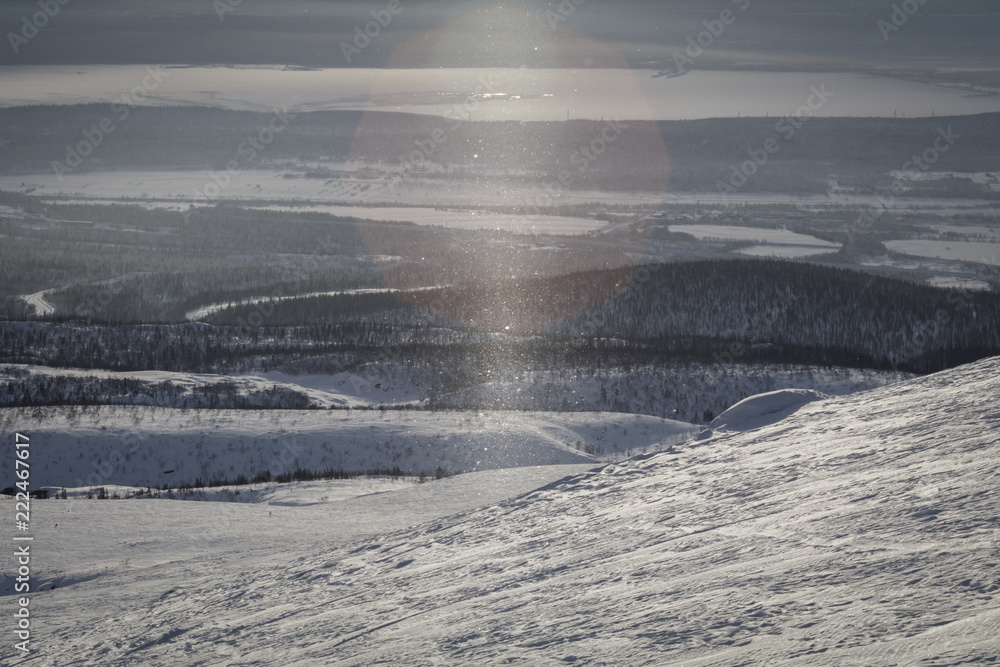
[5,357,1000,665]
[0,362,914,422]
[428,363,913,422]
[0,408,696,488]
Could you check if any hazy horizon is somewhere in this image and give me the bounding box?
[2,1,998,80]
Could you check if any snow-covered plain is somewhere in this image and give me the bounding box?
[0,361,916,426]
[237,204,604,235]
[929,223,1000,240]
[886,239,1000,266]
[668,224,840,248]
[3,357,998,664]
[9,171,1000,214]
[3,66,1000,120]
[858,255,997,292]
[736,245,840,259]
[430,364,913,421]
[670,224,842,258]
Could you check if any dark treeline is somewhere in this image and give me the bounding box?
[0,372,312,409]
[3,259,998,375]
[557,260,1000,370]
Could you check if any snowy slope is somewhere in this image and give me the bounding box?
[5,357,1000,665]
[0,362,915,422]
[430,364,913,422]
[0,408,696,488]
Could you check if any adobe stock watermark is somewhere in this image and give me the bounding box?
[661,0,750,76]
[528,119,629,214]
[341,0,405,64]
[387,73,499,191]
[190,107,291,200]
[849,126,960,242]
[581,262,654,334]
[544,0,587,29]
[878,0,930,42]
[73,107,289,318]
[213,0,242,21]
[716,84,834,199]
[73,276,127,320]
[51,66,170,182]
[713,286,800,365]
[269,437,305,480]
[843,124,970,372]
[885,268,988,371]
[6,0,70,54]
[226,240,338,328]
[497,119,629,230]
[74,439,142,489]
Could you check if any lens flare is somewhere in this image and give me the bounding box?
[346,6,671,335]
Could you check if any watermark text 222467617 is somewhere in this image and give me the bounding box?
[6,0,71,54]
[13,433,30,529]
[13,433,32,654]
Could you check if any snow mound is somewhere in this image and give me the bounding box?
[708,387,828,433]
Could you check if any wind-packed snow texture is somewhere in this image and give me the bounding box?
[5,357,1000,665]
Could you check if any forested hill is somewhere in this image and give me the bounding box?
[4,259,998,375]
[556,260,1000,370]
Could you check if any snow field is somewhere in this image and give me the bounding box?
[8,170,1000,214]
[5,66,1000,120]
[3,356,998,664]
[886,239,1000,266]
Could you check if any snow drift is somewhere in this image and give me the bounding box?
[8,356,1000,665]
[708,388,828,433]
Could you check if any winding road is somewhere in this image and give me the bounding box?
[23,290,55,316]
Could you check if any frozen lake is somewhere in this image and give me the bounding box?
[39,199,603,236]
[2,65,999,121]
[670,224,841,257]
[736,244,840,259]
[886,239,1000,266]
[220,204,602,235]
